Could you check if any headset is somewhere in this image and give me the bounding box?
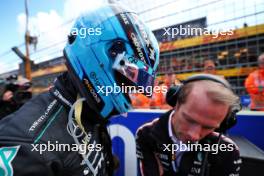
[166,73,241,133]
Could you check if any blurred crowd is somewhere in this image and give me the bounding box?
[131,54,264,111]
[1,53,264,120]
[0,75,32,119]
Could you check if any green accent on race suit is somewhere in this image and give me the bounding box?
[34,106,64,144]
[0,146,20,176]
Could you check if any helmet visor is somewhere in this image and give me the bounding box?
[112,52,155,96]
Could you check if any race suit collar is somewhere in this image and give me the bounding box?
[49,72,109,125]
[49,72,85,109]
[168,110,180,144]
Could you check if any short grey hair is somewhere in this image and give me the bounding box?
[178,80,239,108]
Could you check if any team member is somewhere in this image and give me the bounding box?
[136,74,241,176]
[245,53,264,110]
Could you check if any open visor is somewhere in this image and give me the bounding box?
[112,52,155,96]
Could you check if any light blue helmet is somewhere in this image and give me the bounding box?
[64,4,159,118]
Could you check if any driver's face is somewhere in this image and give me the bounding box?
[171,90,229,143]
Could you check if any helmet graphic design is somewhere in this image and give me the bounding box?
[64,4,159,118]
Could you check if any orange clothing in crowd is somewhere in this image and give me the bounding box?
[130,93,150,109]
[149,90,164,109]
[245,69,264,111]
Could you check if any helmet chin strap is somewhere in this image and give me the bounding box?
[67,95,101,175]
[74,94,85,131]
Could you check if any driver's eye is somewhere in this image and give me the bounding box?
[109,40,126,58]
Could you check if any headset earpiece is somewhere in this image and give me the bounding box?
[216,112,237,133]
[166,85,182,107]
[217,103,241,132]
